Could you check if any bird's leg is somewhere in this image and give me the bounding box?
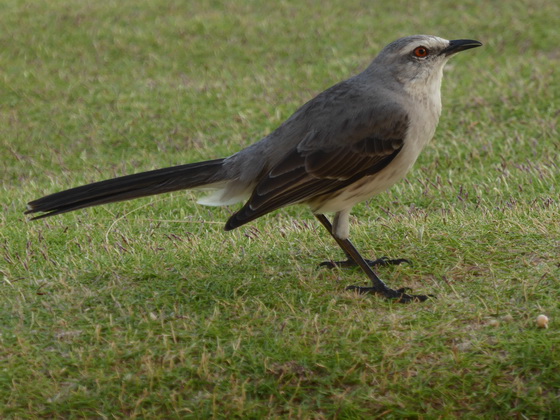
[318,210,410,269]
[315,214,431,303]
[319,253,411,269]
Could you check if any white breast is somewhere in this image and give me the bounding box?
[309,93,442,214]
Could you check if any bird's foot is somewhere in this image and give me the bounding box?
[320,256,411,269]
[345,285,434,303]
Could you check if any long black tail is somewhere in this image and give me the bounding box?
[26,159,226,220]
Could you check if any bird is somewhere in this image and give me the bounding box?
[26,35,482,303]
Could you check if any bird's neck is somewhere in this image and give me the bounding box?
[403,68,443,119]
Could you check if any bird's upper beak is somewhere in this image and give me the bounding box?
[441,39,483,56]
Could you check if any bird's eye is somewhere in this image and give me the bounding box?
[413,46,429,58]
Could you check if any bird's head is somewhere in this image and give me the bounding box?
[370,35,482,91]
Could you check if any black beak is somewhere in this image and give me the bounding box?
[441,39,483,56]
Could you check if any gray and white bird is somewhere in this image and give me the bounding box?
[26,35,482,302]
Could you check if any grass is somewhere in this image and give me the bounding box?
[1,0,559,417]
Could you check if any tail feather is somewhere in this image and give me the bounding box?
[26,159,226,219]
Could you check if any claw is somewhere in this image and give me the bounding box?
[375,257,412,267]
[314,215,433,304]
[345,285,433,303]
[320,256,411,269]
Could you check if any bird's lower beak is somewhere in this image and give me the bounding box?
[441,39,483,56]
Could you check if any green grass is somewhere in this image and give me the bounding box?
[2,0,559,417]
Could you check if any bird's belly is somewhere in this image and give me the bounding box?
[310,103,439,214]
[309,172,404,213]
[308,143,422,214]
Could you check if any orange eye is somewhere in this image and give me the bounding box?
[413,46,429,57]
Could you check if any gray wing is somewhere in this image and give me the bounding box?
[225,81,410,230]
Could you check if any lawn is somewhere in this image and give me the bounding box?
[1,0,559,418]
